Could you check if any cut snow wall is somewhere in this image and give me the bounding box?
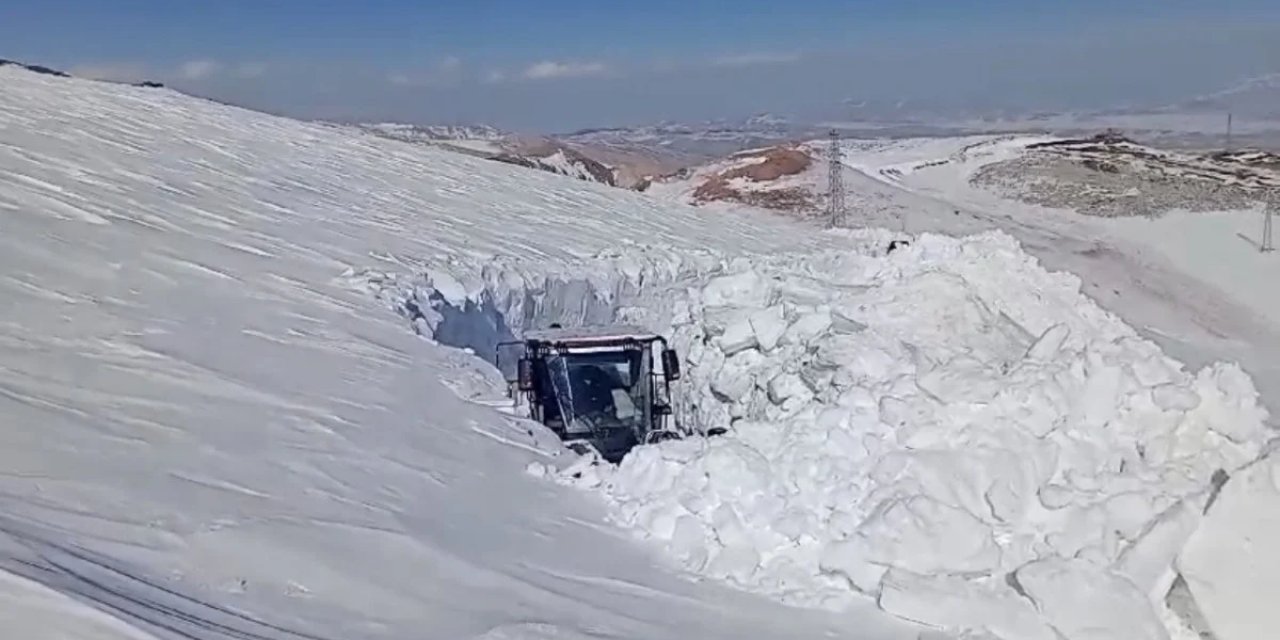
[413,279,620,373]
[365,244,728,387]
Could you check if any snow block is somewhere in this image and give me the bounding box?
[1177,456,1280,640]
[717,317,758,356]
[1016,558,1170,640]
[844,496,1001,576]
[748,306,787,353]
[701,271,773,308]
[877,570,1057,640]
[780,310,832,346]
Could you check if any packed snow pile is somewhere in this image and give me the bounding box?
[541,231,1273,640]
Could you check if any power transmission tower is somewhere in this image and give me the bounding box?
[1263,198,1275,253]
[1226,112,1234,153]
[826,129,845,228]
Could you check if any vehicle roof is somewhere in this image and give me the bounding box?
[522,324,661,344]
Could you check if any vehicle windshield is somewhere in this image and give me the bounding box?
[544,349,649,437]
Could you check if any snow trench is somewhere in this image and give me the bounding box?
[363,230,1274,640]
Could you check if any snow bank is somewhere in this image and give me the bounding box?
[538,231,1272,640]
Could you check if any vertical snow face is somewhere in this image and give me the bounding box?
[511,232,1273,640]
[362,243,727,376]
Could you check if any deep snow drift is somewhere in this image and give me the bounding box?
[1,66,1275,640]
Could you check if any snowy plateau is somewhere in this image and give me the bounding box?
[1,66,1278,640]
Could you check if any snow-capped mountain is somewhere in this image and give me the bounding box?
[559,114,821,164]
[357,122,507,143]
[356,120,687,189]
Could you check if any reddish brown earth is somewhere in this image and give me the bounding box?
[692,146,814,211]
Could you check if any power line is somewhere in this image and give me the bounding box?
[826,129,845,228]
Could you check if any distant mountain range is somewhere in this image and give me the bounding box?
[358,122,506,143]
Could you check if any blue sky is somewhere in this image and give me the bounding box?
[3,1,1279,131]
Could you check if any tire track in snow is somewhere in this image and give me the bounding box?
[0,519,338,640]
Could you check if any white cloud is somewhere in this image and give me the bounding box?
[387,57,464,87]
[482,69,508,84]
[68,62,151,83]
[521,60,609,80]
[179,59,222,80]
[710,52,802,67]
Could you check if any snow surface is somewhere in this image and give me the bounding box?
[1104,208,1280,327]
[2,66,1276,640]
[0,67,913,640]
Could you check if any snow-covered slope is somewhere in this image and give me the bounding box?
[1,66,1275,640]
[0,66,908,640]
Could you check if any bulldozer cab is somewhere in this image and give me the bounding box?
[497,324,682,463]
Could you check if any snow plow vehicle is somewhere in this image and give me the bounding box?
[497,324,701,464]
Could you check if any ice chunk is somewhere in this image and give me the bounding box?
[1177,457,1280,640]
[710,350,763,402]
[1017,558,1170,640]
[427,269,468,306]
[701,271,773,308]
[1113,493,1206,600]
[766,372,812,408]
[717,317,758,355]
[833,496,1001,576]
[776,276,830,306]
[829,307,868,334]
[706,544,761,584]
[817,543,886,594]
[749,306,787,352]
[1151,384,1201,412]
[1024,323,1070,361]
[878,570,1057,640]
[780,310,832,346]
